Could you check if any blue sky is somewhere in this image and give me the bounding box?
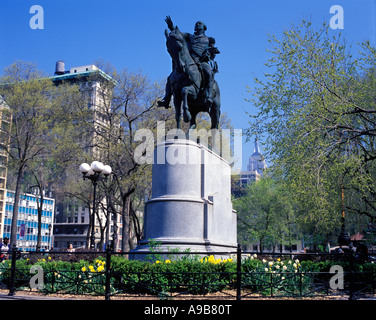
[0,0,375,170]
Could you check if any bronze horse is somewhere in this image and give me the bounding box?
[164,27,221,129]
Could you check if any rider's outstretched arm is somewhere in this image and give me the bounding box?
[165,16,174,31]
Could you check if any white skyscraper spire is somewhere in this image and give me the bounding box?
[254,135,260,155]
[247,136,266,175]
[237,136,267,188]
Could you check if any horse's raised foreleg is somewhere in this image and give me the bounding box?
[181,86,192,123]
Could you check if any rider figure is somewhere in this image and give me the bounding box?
[158,16,220,109]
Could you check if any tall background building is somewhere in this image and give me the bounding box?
[0,96,12,240]
[51,61,122,250]
[237,137,267,187]
[247,137,267,175]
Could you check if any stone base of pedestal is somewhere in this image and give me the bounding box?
[130,139,237,259]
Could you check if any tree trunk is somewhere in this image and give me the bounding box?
[105,199,110,250]
[121,195,131,252]
[36,189,44,252]
[107,196,118,251]
[10,166,24,249]
[33,175,44,252]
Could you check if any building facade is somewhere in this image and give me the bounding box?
[0,96,11,241]
[1,61,125,251]
[3,190,54,251]
[53,200,90,250]
[51,61,122,250]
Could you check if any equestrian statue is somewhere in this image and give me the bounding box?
[158,16,221,130]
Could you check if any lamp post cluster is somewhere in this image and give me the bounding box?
[79,161,112,250]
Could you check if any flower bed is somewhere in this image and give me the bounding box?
[0,253,375,297]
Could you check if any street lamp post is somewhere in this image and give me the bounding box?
[79,161,112,250]
[48,224,52,250]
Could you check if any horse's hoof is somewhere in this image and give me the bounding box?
[157,100,171,109]
[183,110,191,123]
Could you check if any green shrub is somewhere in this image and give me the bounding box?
[0,253,375,297]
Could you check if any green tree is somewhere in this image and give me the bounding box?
[0,62,57,248]
[0,61,90,249]
[234,177,297,252]
[247,21,376,238]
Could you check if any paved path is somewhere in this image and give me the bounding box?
[0,293,67,300]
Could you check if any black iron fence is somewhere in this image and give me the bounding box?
[1,246,375,300]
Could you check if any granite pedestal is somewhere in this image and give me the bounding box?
[131,138,237,259]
